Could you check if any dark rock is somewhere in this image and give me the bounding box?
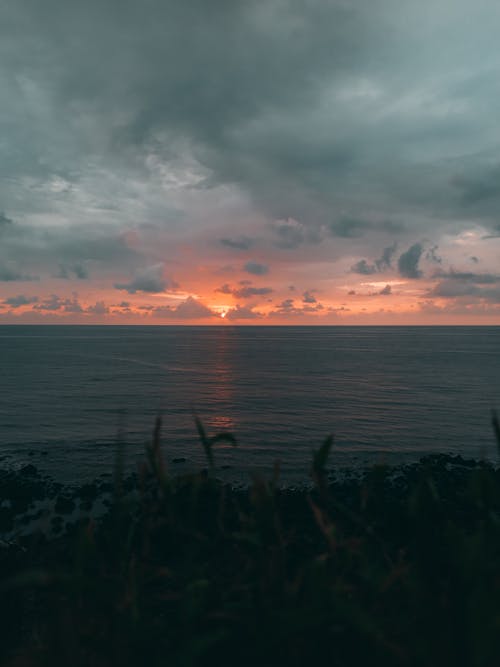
[54,495,75,515]
[78,483,98,501]
[20,464,38,476]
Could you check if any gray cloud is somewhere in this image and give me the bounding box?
[0,212,13,227]
[270,298,324,317]
[57,263,89,280]
[87,301,109,315]
[0,216,140,285]
[429,270,500,303]
[244,261,269,276]
[433,271,500,284]
[273,221,307,249]
[432,280,500,302]
[453,164,500,205]
[351,259,378,275]
[482,224,500,239]
[153,296,214,319]
[220,237,255,250]
[115,264,170,294]
[173,297,213,319]
[225,305,262,320]
[376,243,398,271]
[6,0,491,235]
[216,283,273,299]
[271,219,322,249]
[426,245,442,265]
[302,291,317,304]
[233,286,273,299]
[351,243,398,275]
[3,294,39,308]
[215,283,233,295]
[33,293,83,312]
[276,299,295,313]
[398,243,424,279]
[329,219,404,239]
[329,218,371,239]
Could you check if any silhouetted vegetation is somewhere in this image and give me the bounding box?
[1,416,500,666]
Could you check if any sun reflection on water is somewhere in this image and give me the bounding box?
[206,329,237,432]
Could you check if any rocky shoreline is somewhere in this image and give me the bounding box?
[2,449,500,665]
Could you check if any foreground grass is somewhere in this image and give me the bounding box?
[2,417,500,666]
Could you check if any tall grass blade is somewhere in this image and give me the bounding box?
[312,435,333,485]
[194,416,237,467]
[492,410,500,455]
[194,414,213,466]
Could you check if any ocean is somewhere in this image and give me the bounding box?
[1,325,499,484]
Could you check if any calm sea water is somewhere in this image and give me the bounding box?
[0,325,499,484]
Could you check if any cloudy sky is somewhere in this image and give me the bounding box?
[1,0,500,324]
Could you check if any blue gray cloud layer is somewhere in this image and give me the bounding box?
[1,0,500,305]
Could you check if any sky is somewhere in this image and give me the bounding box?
[1,0,500,325]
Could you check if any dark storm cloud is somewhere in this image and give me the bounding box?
[3,0,500,288]
[453,164,500,205]
[0,263,39,282]
[244,261,268,276]
[114,264,171,294]
[398,243,424,279]
[0,0,458,230]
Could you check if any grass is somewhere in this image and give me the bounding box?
[1,416,500,666]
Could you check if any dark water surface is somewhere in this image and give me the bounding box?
[1,325,499,483]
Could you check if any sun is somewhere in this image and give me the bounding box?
[220,311,227,319]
